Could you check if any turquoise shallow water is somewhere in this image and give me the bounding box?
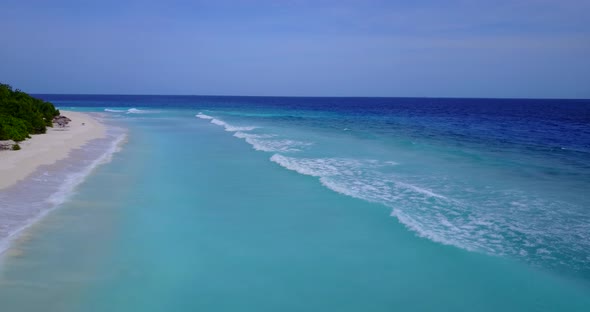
[1,97,590,310]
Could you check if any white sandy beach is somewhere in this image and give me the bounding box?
[0,111,106,190]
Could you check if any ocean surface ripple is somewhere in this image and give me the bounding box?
[188,98,590,277]
[39,95,590,278]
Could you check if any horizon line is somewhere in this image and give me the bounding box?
[31,93,590,101]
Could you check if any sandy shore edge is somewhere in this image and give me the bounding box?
[0,111,106,190]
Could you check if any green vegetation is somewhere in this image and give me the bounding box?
[12,143,21,150]
[0,83,60,142]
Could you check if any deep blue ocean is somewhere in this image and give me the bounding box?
[1,95,589,311]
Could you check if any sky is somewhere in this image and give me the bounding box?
[1,0,589,98]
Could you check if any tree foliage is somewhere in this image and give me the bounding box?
[0,83,60,142]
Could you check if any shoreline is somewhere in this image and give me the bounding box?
[0,111,106,190]
[0,113,125,256]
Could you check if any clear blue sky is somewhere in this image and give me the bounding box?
[1,0,589,98]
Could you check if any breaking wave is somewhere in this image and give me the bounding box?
[196,113,213,120]
[210,118,257,132]
[195,113,257,132]
[246,139,311,153]
[195,113,312,153]
[104,108,157,114]
[231,132,310,152]
[0,127,127,256]
[269,153,590,272]
[126,108,154,114]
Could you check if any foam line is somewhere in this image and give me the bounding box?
[0,130,127,257]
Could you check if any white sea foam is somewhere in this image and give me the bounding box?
[46,132,127,206]
[395,181,447,199]
[210,118,257,132]
[195,114,257,132]
[127,108,144,114]
[233,132,275,139]
[210,118,225,126]
[390,209,462,249]
[269,153,590,271]
[269,154,479,250]
[226,125,257,132]
[0,128,127,256]
[194,113,590,271]
[195,114,307,153]
[105,108,157,114]
[247,139,311,153]
[126,108,157,114]
[232,133,308,152]
[196,113,214,119]
[270,154,350,176]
